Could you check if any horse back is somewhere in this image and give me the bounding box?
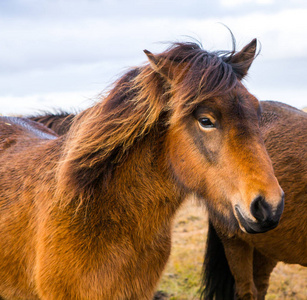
[260,100,307,129]
[0,116,58,152]
[260,100,307,179]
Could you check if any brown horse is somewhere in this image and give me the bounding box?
[0,40,284,299]
[200,101,307,300]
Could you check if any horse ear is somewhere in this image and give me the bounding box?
[144,50,173,82]
[144,50,160,72]
[228,38,257,80]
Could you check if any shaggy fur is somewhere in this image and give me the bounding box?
[201,101,307,300]
[0,40,282,299]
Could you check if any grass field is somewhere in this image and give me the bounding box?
[158,198,307,300]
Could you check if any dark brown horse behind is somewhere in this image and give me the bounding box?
[200,101,307,300]
[0,40,284,299]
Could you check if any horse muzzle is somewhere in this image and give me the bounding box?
[235,193,285,234]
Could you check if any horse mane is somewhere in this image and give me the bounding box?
[56,41,253,205]
[29,109,76,135]
[200,220,235,300]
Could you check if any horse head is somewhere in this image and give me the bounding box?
[145,39,284,234]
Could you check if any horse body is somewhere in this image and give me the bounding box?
[250,101,307,264]
[201,101,307,300]
[0,40,284,299]
[0,116,180,299]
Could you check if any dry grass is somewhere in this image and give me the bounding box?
[158,198,307,299]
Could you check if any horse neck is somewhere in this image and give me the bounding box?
[56,68,186,235]
[70,129,185,243]
[108,134,183,222]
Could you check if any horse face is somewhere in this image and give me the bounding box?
[167,82,284,234]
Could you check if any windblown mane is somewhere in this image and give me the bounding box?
[56,41,253,204]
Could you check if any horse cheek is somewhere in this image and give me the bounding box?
[167,134,207,192]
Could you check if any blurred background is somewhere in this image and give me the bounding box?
[0,0,306,115]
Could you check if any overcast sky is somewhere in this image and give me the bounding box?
[0,0,306,115]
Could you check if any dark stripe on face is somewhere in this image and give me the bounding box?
[186,121,219,165]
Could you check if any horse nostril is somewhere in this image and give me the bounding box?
[250,196,271,222]
[239,195,284,233]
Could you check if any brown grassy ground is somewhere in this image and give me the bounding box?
[158,197,307,299]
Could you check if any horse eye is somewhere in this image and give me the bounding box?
[198,117,214,128]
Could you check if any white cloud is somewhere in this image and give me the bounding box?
[217,9,307,60]
[0,91,97,116]
[220,0,274,8]
[1,8,306,74]
[247,86,307,109]
[0,1,306,113]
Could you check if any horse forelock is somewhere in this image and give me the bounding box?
[150,42,245,123]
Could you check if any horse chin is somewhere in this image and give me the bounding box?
[234,205,280,234]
